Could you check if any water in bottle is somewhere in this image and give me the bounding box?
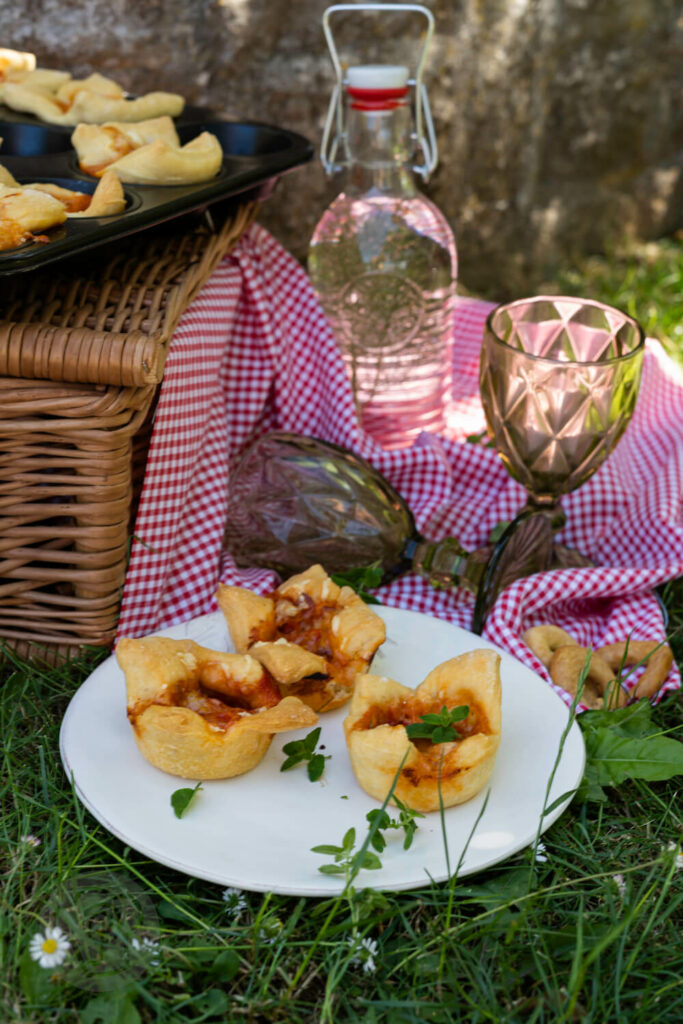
[309,62,457,449]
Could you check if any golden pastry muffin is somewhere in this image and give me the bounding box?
[72,116,181,175]
[343,650,502,813]
[2,70,183,126]
[72,117,223,184]
[0,170,125,250]
[117,635,317,780]
[217,564,386,712]
[0,48,36,81]
[0,184,66,250]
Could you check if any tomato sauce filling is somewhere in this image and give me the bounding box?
[129,664,280,733]
[272,593,362,691]
[353,695,488,741]
[275,593,336,660]
[81,127,135,177]
[55,191,91,213]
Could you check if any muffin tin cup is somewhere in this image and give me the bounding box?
[0,106,314,275]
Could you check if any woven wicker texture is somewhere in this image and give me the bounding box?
[0,201,257,661]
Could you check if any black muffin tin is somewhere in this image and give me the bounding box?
[0,104,314,275]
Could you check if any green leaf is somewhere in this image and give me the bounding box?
[405,705,470,744]
[157,899,196,922]
[195,989,230,1017]
[370,831,386,853]
[209,949,240,983]
[350,887,391,921]
[573,698,683,803]
[578,700,661,739]
[171,781,203,819]
[394,795,424,819]
[281,739,305,757]
[455,866,532,910]
[583,731,683,788]
[307,754,326,781]
[311,844,344,855]
[281,727,329,780]
[402,819,418,850]
[357,850,383,871]
[366,809,391,830]
[331,562,384,604]
[318,863,346,875]
[19,949,54,1004]
[303,727,322,753]
[342,827,356,852]
[574,763,609,804]
[82,991,141,1024]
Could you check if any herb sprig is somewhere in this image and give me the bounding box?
[311,827,382,876]
[405,705,470,744]
[330,562,383,604]
[281,726,330,781]
[366,796,425,851]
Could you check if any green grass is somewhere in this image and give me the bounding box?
[2,236,683,1023]
[1,647,681,1023]
[544,234,683,365]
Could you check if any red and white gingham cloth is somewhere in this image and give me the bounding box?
[116,223,683,708]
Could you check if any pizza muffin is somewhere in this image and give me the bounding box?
[117,636,317,780]
[343,650,502,812]
[72,116,223,184]
[1,69,183,126]
[217,564,386,712]
[0,169,125,251]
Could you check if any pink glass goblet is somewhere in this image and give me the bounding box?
[473,295,645,629]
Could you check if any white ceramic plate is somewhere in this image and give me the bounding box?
[60,607,585,896]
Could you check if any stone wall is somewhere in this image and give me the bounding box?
[3,0,682,297]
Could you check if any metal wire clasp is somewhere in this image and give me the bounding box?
[320,3,438,182]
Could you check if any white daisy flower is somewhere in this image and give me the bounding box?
[21,834,41,847]
[533,840,548,863]
[29,925,71,968]
[347,932,378,974]
[611,873,627,898]
[222,886,248,916]
[131,936,161,966]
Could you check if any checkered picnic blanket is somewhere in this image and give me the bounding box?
[116,223,683,707]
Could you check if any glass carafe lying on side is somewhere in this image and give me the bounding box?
[223,297,644,632]
[223,431,554,634]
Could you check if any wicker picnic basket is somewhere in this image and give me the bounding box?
[0,200,257,663]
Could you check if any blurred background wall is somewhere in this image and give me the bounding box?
[2,0,682,298]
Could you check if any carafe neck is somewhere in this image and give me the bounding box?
[344,72,417,197]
